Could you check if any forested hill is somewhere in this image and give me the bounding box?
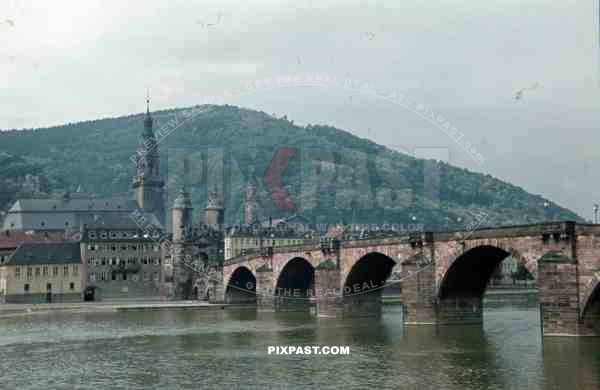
[0,105,581,229]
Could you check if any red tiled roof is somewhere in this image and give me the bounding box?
[324,226,345,238]
[0,231,71,250]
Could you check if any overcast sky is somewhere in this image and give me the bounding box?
[0,0,598,218]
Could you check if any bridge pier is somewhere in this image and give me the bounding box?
[256,267,276,311]
[315,267,344,317]
[400,258,438,324]
[208,277,225,304]
[315,266,385,318]
[538,254,581,336]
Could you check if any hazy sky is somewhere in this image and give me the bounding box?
[0,0,599,218]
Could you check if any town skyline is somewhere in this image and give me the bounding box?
[1,1,599,220]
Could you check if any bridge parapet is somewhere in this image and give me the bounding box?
[224,240,321,265]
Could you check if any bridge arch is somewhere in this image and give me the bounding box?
[438,245,536,300]
[225,266,257,304]
[581,274,600,333]
[274,257,315,308]
[343,252,396,298]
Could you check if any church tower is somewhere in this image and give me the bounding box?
[132,98,166,226]
[168,186,194,300]
[172,186,193,243]
[205,189,224,226]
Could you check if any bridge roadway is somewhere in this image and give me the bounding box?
[207,222,600,336]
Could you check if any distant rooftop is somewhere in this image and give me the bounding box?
[7,194,138,213]
[6,242,81,266]
[3,194,163,231]
[0,230,72,250]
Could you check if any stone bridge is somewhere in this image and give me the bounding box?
[209,222,600,336]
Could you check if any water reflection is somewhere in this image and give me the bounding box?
[542,337,600,390]
[0,302,598,389]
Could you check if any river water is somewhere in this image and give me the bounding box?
[0,301,598,389]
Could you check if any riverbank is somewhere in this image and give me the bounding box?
[0,300,245,318]
[0,288,539,317]
[381,288,538,305]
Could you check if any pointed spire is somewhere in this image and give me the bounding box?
[146,89,150,114]
[143,91,154,138]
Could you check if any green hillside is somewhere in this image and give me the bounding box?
[0,104,581,229]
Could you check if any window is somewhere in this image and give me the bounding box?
[72,265,78,276]
[153,272,159,281]
[123,273,127,281]
[53,266,58,276]
[35,267,40,277]
[143,272,149,281]
[26,267,32,280]
[42,266,48,277]
[63,265,69,276]
[89,273,96,282]
[111,272,117,281]
[24,284,30,292]
[15,267,21,280]
[46,283,52,291]
[69,282,75,290]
